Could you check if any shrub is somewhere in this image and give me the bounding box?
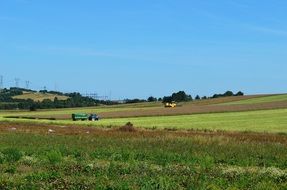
[29,104,37,111]
[0,152,4,164]
[4,166,16,174]
[2,148,23,163]
[46,150,62,165]
[20,156,37,166]
[118,122,136,132]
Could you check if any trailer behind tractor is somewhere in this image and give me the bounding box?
[72,113,100,121]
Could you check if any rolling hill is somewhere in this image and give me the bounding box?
[12,91,69,102]
[220,94,287,105]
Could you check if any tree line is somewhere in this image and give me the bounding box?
[0,88,98,110]
[147,90,244,103]
[0,88,244,110]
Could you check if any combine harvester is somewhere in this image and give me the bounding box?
[164,101,177,108]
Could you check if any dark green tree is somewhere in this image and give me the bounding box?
[224,91,234,97]
[162,96,173,103]
[235,91,244,96]
[171,91,192,102]
[147,96,157,102]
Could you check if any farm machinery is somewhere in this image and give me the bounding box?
[72,113,100,121]
[164,101,177,108]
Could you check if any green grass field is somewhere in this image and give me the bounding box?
[0,108,157,121]
[221,94,287,105]
[97,109,287,133]
[0,101,162,117]
[0,131,286,189]
[1,108,287,133]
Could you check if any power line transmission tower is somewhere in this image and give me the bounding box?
[109,91,112,100]
[0,75,3,90]
[25,81,30,89]
[84,93,98,99]
[15,78,20,88]
[54,82,58,91]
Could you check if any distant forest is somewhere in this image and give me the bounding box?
[0,88,244,110]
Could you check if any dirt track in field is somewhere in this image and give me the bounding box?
[0,122,286,144]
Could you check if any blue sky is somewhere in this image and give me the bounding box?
[1,0,287,99]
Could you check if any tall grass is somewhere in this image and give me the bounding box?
[0,132,286,189]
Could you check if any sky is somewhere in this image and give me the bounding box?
[0,0,287,99]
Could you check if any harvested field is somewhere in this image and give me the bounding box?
[185,94,263,106]
[98,100,287,119]
[10,95,287,120]
[222,94,287,105]
[1,108,287,133]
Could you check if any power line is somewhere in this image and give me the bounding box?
[83,93,98,99]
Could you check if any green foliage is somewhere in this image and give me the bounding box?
[46,150,62,165]
[2,148,23,163]
[0,88,100,110]
[147,96,157,102]
[163,91,193,103]
[235,91,244,96]
[172,91,192,102]
[4,166,16,174]
[212,91,244,99]
[0,152,4,164]
[0,132,287,189]
[0,132,286,189]
[124,98,146,104]
[224,91,234,96]
[162,96,173,103]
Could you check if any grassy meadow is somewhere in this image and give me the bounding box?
[0,95,287,189]
[1,108,287,133]
[0,130,286,189]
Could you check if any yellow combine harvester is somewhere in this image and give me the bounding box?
[164,101,177,108]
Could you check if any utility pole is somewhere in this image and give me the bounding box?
[15,78,20,88]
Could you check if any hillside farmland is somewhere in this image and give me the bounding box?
[0,94,287,189]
